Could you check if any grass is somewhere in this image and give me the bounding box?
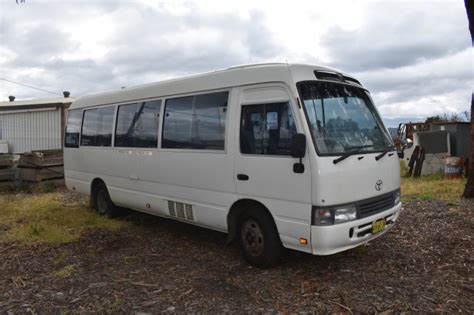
[400,161,466,204]
[401,175,466,204]
[0,192,127,244]
[9,181,59,194]
[53,264,77,278]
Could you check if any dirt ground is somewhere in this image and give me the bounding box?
[1,194,473,313]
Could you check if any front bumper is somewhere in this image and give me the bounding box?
[311,203,401,255]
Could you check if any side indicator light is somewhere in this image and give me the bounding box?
[300,238,308,245]
[146,203,151,209]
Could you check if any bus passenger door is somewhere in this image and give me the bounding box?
[234,84,313,253]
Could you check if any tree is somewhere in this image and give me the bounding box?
[425,111,470,123]
[462,0,474,198]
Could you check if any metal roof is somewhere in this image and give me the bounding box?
[0,97,75,111]
[0,97,75,107]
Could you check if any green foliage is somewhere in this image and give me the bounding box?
[424,111,470,123]
[16,182,32,193]
[28,223,45,236]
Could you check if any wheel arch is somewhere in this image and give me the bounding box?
[226,198,279,245]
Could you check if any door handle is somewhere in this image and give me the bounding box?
[237,174,249,181]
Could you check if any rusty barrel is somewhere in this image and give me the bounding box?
[444,156,464,179]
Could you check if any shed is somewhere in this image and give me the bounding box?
[0,97,75,154]
[431,122,471,158]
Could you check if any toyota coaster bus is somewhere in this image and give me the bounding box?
[64,63,401,268]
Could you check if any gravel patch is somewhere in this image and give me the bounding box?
[1,197,473,313]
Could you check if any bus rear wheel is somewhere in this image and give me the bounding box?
[93,183,118,217]
[238,211,283,268]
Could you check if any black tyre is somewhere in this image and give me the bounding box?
[238,210,284,268]
[93,183,119,217]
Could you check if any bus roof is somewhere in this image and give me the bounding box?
[70,63,354,109]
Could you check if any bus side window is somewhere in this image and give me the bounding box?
[81,106,115,147]
[240,102,296,155]
[162,91,228,150]
[115,100,161,148]
[65,109,83,148]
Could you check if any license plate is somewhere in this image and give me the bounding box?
[372,219,386,234]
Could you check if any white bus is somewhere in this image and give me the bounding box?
[64,63,401,267]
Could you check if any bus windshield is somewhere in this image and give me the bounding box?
[298,81,393,155]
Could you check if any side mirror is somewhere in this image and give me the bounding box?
[291,133,306,158]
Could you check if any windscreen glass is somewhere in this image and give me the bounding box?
[299,81,392,155]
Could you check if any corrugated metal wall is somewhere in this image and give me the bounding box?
[0,108,62,153]
[431,123,471,157]
[454,124,471,158]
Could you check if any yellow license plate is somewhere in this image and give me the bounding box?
[372,219,386,234]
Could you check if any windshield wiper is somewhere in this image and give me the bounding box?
[375,145,395,161]
[333,145,374,164]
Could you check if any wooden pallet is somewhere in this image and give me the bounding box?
[0,154,14,168]
[0,154,14,160]
[0,181,15,191]
[0,168,15,181]
[18,150,63,168]
[20,166,64,182]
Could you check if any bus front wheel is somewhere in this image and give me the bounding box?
[238,210,283,268]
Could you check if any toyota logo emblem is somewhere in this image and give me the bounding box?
[375,180,383,191]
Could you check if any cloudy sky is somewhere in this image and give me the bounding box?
[0,0,472,126]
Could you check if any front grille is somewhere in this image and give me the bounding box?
[357,192,395,218]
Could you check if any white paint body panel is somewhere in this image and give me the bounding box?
[64,63,402,256]
[234,83,313,252]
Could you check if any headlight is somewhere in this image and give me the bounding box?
[334,205,357,223]
[394,190,401,205]
[313,204,357,225]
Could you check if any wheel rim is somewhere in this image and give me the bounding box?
[96,189,108,214]
[241,219,264,257]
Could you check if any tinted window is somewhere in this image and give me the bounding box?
[65,109,82,148]
[81,106,115,147]
[115,100,161,148]
[240,102,297,155]
[162,91,228,150]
